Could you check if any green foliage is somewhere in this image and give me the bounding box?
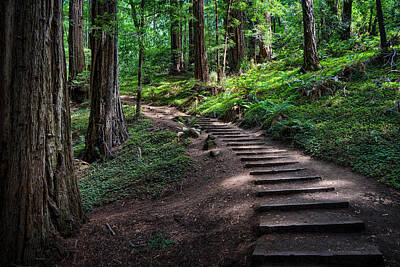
[148,233,174,250]
[240,99,294,128]
[71,105,191,212]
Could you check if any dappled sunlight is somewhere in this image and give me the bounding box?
[220,172,253,189]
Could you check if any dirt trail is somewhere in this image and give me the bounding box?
[62,100,400,266]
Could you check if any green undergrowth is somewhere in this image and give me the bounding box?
[71,105,191,212]
[138,38,400,189]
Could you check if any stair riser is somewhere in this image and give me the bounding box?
[252,254,384,267]
[255,201,349,212]
[254,177,321,184]
[245,162,298,168]
[256,188,335,196]
[250,168,306,175]
[258,222,365,234]
[241,157,287,162]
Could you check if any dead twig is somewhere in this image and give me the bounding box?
[106,223,116,236]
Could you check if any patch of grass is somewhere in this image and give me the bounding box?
[148,233,174,250]
[71,105,191,212]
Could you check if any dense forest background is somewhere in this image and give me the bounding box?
[65,0,400,189]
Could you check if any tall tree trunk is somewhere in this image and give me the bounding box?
[222,0,232,78]
[340,0,352,40]
[0,0,85,265]
[227,0,245,73]
[188,0,195,70]
[85,0,129,162]
[69,0,87,102]
[259,12,273,62]
[193,0,210,82]
[376,0,388,49]
[136,0,145,118]
[68,0,86,81]
[215,0,221,84]
[301,0,321,71]
[170,0,181,73]
[179,0,185,71]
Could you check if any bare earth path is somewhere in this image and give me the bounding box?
[62,100,400,266]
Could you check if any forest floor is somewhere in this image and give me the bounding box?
[61,97,400,267]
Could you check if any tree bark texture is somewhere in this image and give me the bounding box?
[189,0,195,69]
[340,0,352,40]
[85,0,129,162]
[193,0,210,82]
[222,0,232,78]
[227,0,245,73]
[68,0,86,81]
[301,0,321,71]
[215,0,221,83]
[170,0,182,73]
[375,0,388,49]
[136,0,145,118]
[0,0,85,265]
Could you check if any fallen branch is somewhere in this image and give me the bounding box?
[106,223,116,236]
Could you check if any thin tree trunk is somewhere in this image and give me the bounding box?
[85,0,129,162]
[340,0,352,40]
[193,0,210,82]
[189,0,195,69]
[170,0,181,73]
[179,0,185,70]
[376,0,388,49]
[136,0,145,118]
[0,0,85,265]
[215,0,221,84]
[301,0,321,71]
[222,0,232,78]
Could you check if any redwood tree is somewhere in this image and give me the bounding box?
[85,0,129,162]
[193,0,210,82]
[170,0,182,73]
[68,0,86,81]
[0,0,85,265]
[375,0,388,49]
[301,0,321,71]
[227,0,245,73]
[341,0,353,40]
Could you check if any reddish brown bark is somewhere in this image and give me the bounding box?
[170,0,182,73]
[68,0,86,81]
[84,0,129,162]
[301,0,321,71]
[227,1,245,73]
[0,0,85,265]
[193,0,210,82]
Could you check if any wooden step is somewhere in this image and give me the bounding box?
[211,132,244,135]
[252,233,383,266]
[227,142,266,147]
[255,200,349,211]
[218,135,252,139]
[222,138,262,142]
[259,220,364,234]
[254,176,321,184]
[206,129,241,133]
[250,168,306,175]
[236,150,288,156]
[231,146,274,151]
[256,187,335,196]
[245,161,299,168]
[241,156,287,162]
